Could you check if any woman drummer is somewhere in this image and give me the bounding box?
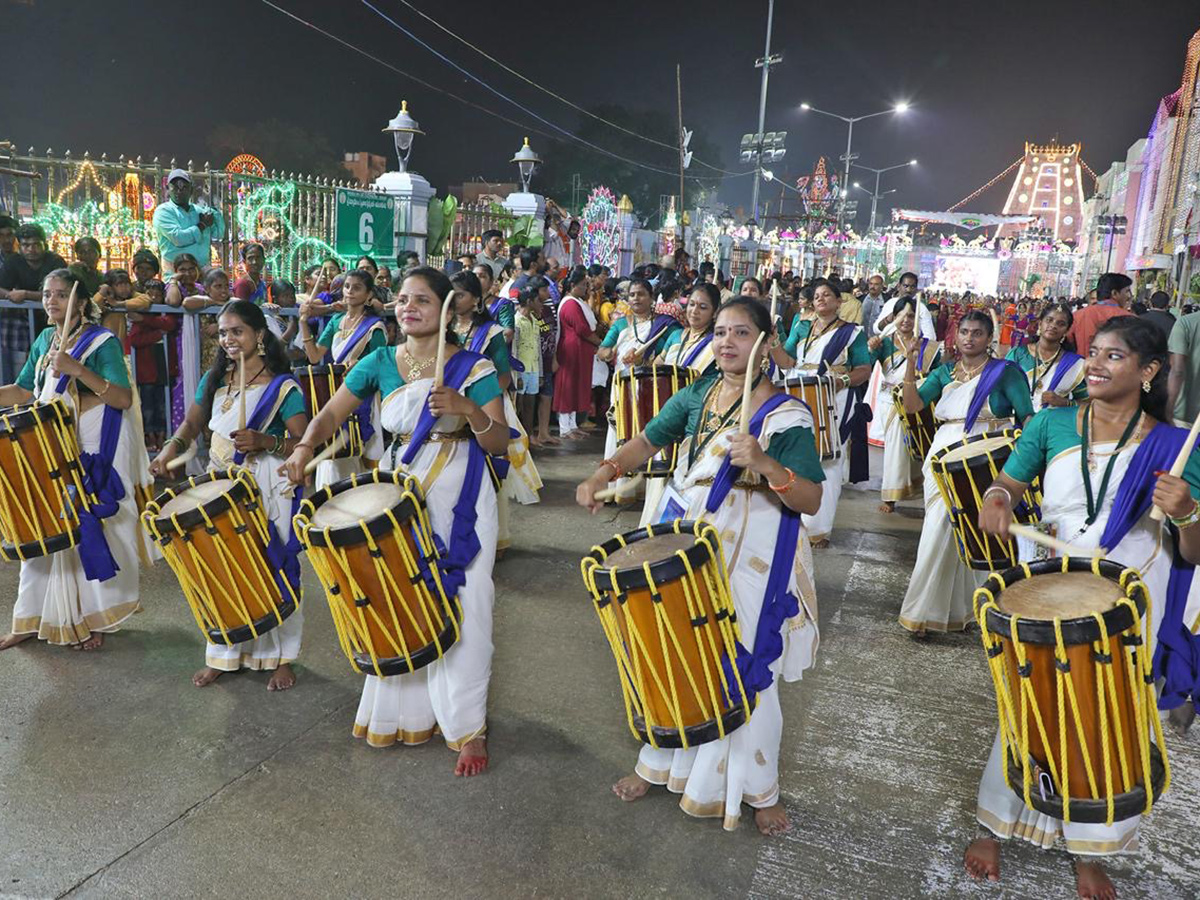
[297,267,387,490]
[654,282,718,375]
[150,300,308,691]
[595,278,682,496]
[866,296,941,513]
[768,277,871,548]
[576,297,824,836]
[450,268,542,555]
[896,310,1035,636]
[1004,301,1087,412]
[282,266,508,777]
[0,268,151,652]
[966,316,1200,898]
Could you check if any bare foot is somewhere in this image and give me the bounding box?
[1075,859,1116,900]
[454,737,488,776]
[878,501,896,514]
[910,627,929,640]
[192,666,223,688]
[565,430,589,441]
[1168,700,1195,737]
[964,837,1000,882]
[528,436,542,448]
[754,802,791,836]
[539,434,561,446]
[0,632,34,651]
[79,633,104,651]
[612,773,651,801]
[267,663,296,692]
[810,538,830,549]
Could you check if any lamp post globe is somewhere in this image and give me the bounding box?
[510,137,542,193]
[382,100,424,174]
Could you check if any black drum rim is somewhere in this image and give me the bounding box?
[981,557,1145,645]
[630,363,691,380]
[586,520,715,591]
[148,469,258,536]
[206,594,297,645]
[0,401,77,434]
[929,428,1021,474]
[1004,743,1166,824]
[633,701,751,749]
[1,525,83,561]
[350,605,462,676]
[298,468,425,549]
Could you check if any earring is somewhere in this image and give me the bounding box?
[1142,380,1152,393]
[257,336,266,356]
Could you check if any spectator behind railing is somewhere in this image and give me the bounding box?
[128,295,180,452]
[152,169,225,275]
[131,248,161,292]
[232,242,267,304]
[97,268,150,343]
[0,224,66,383]
[0,214,16,258]
[68,236,104,297]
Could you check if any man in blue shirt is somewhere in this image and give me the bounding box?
[152,169,225,274]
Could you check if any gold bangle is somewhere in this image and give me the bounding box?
[95,379,111,397]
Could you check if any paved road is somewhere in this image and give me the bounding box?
[1,443,1197,898]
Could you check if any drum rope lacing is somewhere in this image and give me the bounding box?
[580,519,750,749]
[141,467,293,645]
[0,402,93,560]
[300,365,363,457]
[973,557,1169,826]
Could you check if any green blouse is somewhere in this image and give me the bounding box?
[870,336,942,371]
[494,299,515,331]
[1004,405,1200,497]
[1005,345,1088,401]
[316,313,388,356]
[195,372,307,437]
[17,326,130,395]
[916,361,1036,422]
[599,316,681,355]
[463,325,512,377]
[343,346,502,407]
[643,373,826,483]
[783,319,871,367]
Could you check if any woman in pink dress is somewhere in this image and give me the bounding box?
[553,266,601,439]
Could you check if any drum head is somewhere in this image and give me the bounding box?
[999,572,1123,620]
[157,478,237,518]
[604,531,696,569]
[939,434,1012,464]
[311,481,404,528]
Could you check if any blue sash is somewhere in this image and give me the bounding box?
[682,333,714,368]
[1098,424,1200,709]
[488,296,511,320]
[57,326,124,582]
[964,358,1020,432]
[815,323,870,445]
[917,337,933,371]
[332,316,383,365]
[1047,351,1084,392]
[232,374,299,465]
[333,317,382,448]
[704,393,805,703]
[399,351,503,598]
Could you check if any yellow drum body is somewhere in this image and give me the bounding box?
[890,383,937,463]
[142,468,297,645]
[294,363,363,459]
[0,400,92,560]
[294,469,461,677]
[930,429,1041,570]
[612,364,693,477]
[975,558,1168,824]
[782,375,840,460]
[581,520,753,749]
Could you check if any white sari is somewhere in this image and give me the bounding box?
[897,372,1011,632]
[634,401,819,830]
[314,320,386,491]
[1021,350,1087,413]
[604,317,660,498]
[203,381,304,671]
[13,335,151,644]
[975,434,1191,855]
[355,353,498,749]
[784,323,864,543]
[877,338,938,503]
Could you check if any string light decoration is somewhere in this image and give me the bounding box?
[1000,142,1086,243]
[580,186,621,269]
[226,153,267,177]
[234,179,339,278]
[947,158,1023,212]
[31,200,151,266]
[54,160,109,204]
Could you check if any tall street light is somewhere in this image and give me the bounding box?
[799,101,909,229]
[852,159,917,233]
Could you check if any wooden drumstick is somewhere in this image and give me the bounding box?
[594,472,644,502]
[165,443,197,472]
[60,281,78,342]
[237,350,247,431]
[769,279,780,328]
[1008,523,1104,559]
[739,332,767,434]
[1150,408,1200,522]
[303,431,348,475]
[433,286,455,388]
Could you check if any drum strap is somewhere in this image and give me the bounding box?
[1080,403,1141,527]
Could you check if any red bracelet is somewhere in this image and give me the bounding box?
[768,468,797,493]
[601,458,623,479]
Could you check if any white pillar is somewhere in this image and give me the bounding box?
[374,170,435,261]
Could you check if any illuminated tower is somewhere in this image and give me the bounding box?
[1000,142,1087,243]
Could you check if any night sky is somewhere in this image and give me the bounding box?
[4,0,1198,223]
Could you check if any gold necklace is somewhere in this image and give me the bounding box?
[403,347,437,381]
[220,364,266,413]
[955,357,987,383]
[338,309,365,337]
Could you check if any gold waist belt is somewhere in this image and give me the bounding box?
[392,429,472,445]
[693,476,770,494]
[936,416,1009,426]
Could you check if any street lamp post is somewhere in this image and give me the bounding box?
[1096,215,1128,273]
[800,102,909,229]
[852,159,917,233]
